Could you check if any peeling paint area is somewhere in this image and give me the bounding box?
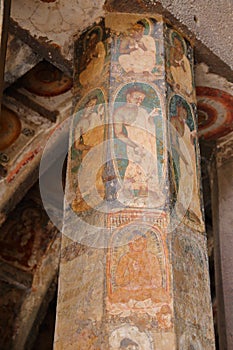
[172,226,216,349]
[11,0,106,60]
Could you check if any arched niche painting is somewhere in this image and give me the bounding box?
[76,22,109,88]
[70,88,107,213]
[111,17,164,81]
[111,82,166,209]
[165,28,195,102]
[106,223,171,317]
[168,94,204,230]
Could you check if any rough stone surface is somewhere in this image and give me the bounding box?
[211,132,233,350]
[0,280,27,349]
[172,226,215,349]
[154,0,233,71]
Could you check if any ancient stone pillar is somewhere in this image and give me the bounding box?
[211,132,233,350]
[54,13,215,349]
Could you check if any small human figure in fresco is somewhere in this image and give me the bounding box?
[118,22,156,75]
[74,97,104,157]
[170,99,202,224]
[112,230,167,303]
[119,338,139,350]
[156,304,173,330]
[113,86,163,207]
[79,32,106,87]
[169,34,193,98]
[72,96,105,212]
[170,100,195,175]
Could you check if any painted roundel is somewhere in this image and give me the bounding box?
[197,87,233,140]
[22,61,72,97]
[0,107,21,151]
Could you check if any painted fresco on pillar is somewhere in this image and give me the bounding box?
[76,22,110,89]
[165,28,195,103]
[172,232,213,329]
[180,334,203,350]
[106,211,172,330]
[70,89,107,213]
[0,199,56,270]
[109,324,154,350]
[110,18,164,83]
[111,82,166,209]
[168,94,204,231]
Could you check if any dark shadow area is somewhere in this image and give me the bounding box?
[200,140,219,350]
[31,287,58,350]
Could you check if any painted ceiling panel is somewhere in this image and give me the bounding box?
[11,0,106,60]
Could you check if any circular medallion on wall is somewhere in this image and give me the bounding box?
[0,107,21,151]
[22,61,72,97]
[197,87,233,140]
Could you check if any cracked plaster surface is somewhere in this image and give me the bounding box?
[11,0,105,60]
